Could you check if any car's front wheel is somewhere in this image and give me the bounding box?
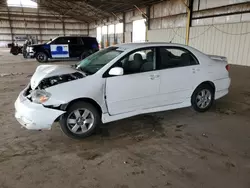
[36,52,48,63]
[191,84,214,112]
[59,102,100,139]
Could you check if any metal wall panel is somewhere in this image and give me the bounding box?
[148,27,186,44]
[193,0,250,11]
[190,22,250,66]
[0,6,88,47]
[149,22,250,66]
[125,32,132,43]
[151,0,186,18]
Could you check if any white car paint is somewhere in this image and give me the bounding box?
[14,42,231,130]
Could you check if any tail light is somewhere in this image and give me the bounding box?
[226,65,230,71]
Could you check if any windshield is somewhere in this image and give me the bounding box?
[46,37,57,44]
[77,47,122,75]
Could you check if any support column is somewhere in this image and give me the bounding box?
[113,24,116,45]
[62,18,65,36]
[123,12,126,43]
[146,6,151,42]
[87,23,90,36]
[106,25,109,47]
[185,9,191,45]
[37,3,42,43]
[6,6,13,42]
[183,0,194,45]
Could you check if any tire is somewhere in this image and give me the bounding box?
[36,52,48,63]
[80,51,90,60]
[59,102,101,139]
[11,48,19,55]
[191,84,214,112]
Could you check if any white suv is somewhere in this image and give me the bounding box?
[15,43,231,139]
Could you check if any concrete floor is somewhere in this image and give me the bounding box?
[0,48,250,188]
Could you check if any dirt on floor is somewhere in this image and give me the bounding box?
[0,48,250,188]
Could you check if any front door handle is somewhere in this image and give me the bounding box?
[149,74,160,80]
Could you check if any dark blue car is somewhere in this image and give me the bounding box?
[26,36,99,63]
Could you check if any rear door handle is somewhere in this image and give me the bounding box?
[192,67,200,73]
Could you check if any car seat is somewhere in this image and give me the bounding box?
[128,53,144,73]
[140,51,154,72]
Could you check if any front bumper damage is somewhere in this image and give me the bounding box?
[14,87,65,130]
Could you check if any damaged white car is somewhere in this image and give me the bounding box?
[15,43,231,139]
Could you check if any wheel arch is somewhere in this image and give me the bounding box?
[193,81,215,95]
[60,97,102,115]
[35,48,51,58]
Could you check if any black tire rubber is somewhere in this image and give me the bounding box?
[59,102,101,140]
[80,51,90,60]
[191,84,214,113]
[36,52,48,63]
[11,49,19,55]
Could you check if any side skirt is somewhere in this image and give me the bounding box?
[102,100,191,123]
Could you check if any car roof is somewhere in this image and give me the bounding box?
[115,42,189,50]
[59,36,96,39]
[114,42,206,57]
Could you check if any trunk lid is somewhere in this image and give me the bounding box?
[208,55,227,63]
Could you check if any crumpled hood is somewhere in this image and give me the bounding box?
[30,65,81,89]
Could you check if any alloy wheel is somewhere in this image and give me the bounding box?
[66,108,95,134]
[196,89,212,109]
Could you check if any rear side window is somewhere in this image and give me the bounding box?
[53,37,78,45]
[68,37,78,45]
[83,37,98,49]
[158,47,198,69]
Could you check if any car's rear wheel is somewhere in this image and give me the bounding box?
[36,52,48,63]
[59,102,100,139]
[191,84,214,112]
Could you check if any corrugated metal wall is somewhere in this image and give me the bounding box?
[147,0,250,66]
[190,22,250,66]
[148,22,250,66]
[0,6,88,47]
[148,28,186,44]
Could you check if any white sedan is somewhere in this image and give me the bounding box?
[14,43,231,139]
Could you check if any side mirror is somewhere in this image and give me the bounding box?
[109,67,124,76]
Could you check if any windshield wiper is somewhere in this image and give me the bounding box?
[78,67,93,75]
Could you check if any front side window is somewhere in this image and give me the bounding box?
[53,37,69,44]
[159,47,198,69]
[77,47,122,75]
[52,37,78,45]
[117,48,156,75]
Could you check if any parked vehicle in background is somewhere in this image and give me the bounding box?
[10,43,23,55]
[15,42,231,139]
[26,36,99,63]
[10,35,37,56]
